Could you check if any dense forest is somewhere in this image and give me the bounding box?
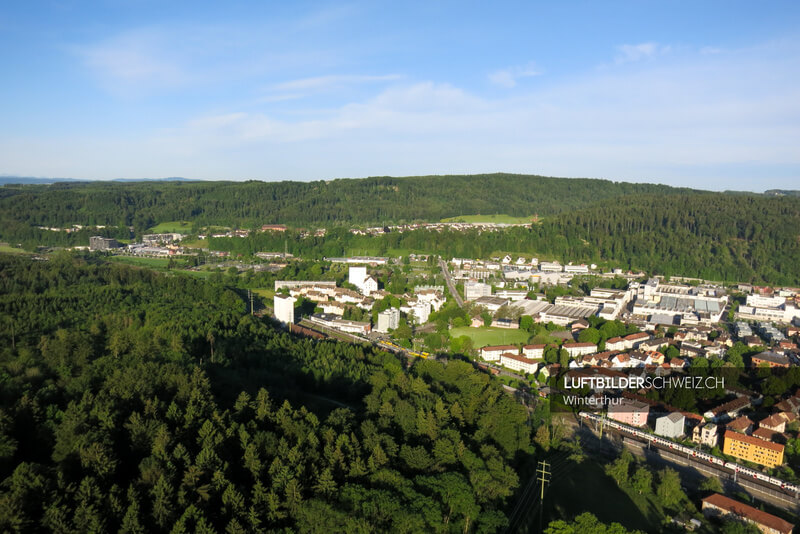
[209,193,800,285]
[0,173,692,231]
[0,255,534,532]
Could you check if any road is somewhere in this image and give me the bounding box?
[438,257,464,307]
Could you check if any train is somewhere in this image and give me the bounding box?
[578,411,800,496]
[377,340,429,359]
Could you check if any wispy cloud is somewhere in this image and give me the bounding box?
[75,28,188,91]
[7,39,799,190]
[488,62,541,88]
[271,74,403,92]
[615,42,671,63]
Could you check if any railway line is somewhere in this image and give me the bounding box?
[579,412,800,511]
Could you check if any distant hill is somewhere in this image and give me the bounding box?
[764,189,800,197]
[0,173,697,229]
[0,175,192,185]
[2,173,799,285]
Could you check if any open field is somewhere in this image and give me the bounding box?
[440,214,533,224]
[449,326,530,347]
[181,238,209,248]
[0,245,31,254]
[109,256,172,268]
[147,221,193,233]
[252,288,276,299]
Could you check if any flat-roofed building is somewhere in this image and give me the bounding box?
[376,308,400,333]
[464,281,492,301]
[274,294,296,324]
[89,236,120,250]
[473,296,509,312]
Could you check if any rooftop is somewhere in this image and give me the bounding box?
[702,493,793,534]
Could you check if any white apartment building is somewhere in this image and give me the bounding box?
[376,308,400,333]
[464,281,492,300]
[274,294,296,324]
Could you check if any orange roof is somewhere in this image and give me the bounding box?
[724,430,785,453]
[523,344,546,350]
[563,342,596,348]
[625,332,650,340]
[702,493,793,534]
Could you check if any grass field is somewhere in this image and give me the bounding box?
[252,288,276,299]
[449,326,530,347]
[109,256,172,268]
[181,238,209,249]
[147,221,193,233]
[0,245,31,254]
[440,214,534,224]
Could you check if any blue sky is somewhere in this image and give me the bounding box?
[1,1,799,190]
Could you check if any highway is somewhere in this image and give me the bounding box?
[438,257,464,307]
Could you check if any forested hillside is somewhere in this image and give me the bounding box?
[0,173,689,231]
[2,174,798,284]
[0,255,532,532]
[210,193,800,285]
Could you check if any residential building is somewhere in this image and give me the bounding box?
[348,266,378,295]
[655,412,685,439]
[705,397,751,422]
[464,281,492,300]
[274,280,337,291]
[624,332,651,349]
[692,423,719,448]
[759,413,792,433]
[727,416,754,434]
[723,431,784,468]
[606,337,627,352]
[480,345,518,362]
[499,353,539,374]
[608,398,650,427]
[702,493,793,534]
[376,308,400,333]
[274,294,296,324]
[752,351,790,368]
[407,301,431,324]
[562,342,597,358]
[522,344,545,359]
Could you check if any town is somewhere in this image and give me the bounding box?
[46,231,800,531]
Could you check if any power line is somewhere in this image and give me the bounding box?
[536,460,551,534]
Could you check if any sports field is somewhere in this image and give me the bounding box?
[147,221,193,233]
[449,326,530,347]
[440,214,533,224]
